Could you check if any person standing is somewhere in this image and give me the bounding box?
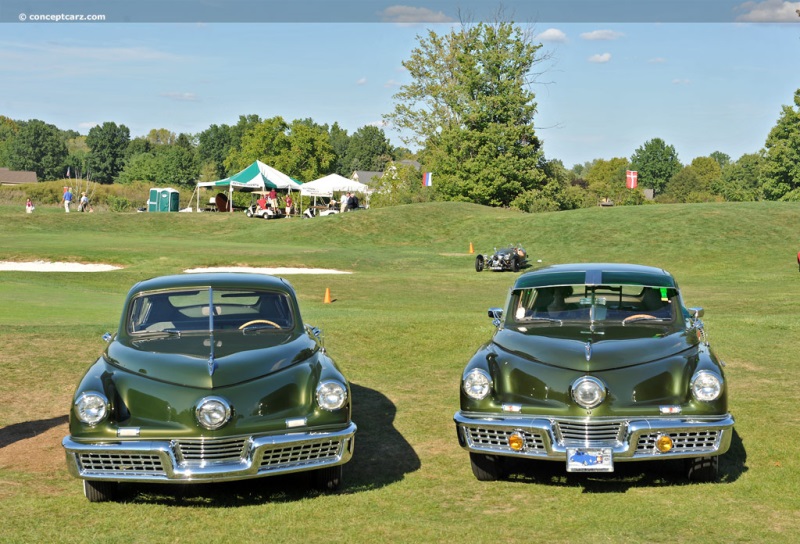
[285,195,293,217]
[62,187,73,213]
[268,188,277,209]
[26,198,34,213]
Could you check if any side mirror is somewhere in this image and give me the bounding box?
[102,332,113,343]
[688,307,704,319]
[488,307,503,327]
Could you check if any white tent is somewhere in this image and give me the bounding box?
[300,174,371,197]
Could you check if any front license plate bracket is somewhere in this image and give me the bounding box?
[566,447,614,472]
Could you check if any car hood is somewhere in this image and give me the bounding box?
[492,324,698,372]
[105,331,318,388]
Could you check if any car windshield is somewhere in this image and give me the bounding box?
[510,284,679,326]
[127,288,294,334]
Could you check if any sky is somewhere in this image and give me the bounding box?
[1,0,799,168]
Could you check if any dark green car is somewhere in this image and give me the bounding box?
[63,273,356,501]
[454,263,734,482]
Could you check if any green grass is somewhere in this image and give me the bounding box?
[1,201,799,543]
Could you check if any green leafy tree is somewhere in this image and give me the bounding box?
[661,157,720,203]
[145,128,177,146]
[709,151,731,169]
[370,161,430,208]
[328,122,351,176]
[197,123,234,179]
[86,122,131,183]
[7,119,68,180]
[385,20,547,206]
[0,116,19,167]
[66,135,90,179]
[584,157,630,204]
[343,125,393,173]
[629,138,682,195]
[273,120,335,182]
[223,116,289,173]
[717,153,764,201]
[761,88,800,200]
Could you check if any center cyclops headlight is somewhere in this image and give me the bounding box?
[571,376,607,409]
[463,369,492,400]
[316,381,348,411]
[75,392,109,426]
[195,396,232,430]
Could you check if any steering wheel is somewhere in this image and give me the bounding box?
[622,314,658,324]
[239,319,281,330]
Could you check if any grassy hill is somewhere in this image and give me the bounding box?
[1,201,799,542]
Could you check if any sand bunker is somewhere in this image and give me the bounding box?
[184,266,352,275]
[0,261,122,272]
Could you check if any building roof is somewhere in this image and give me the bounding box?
[0,168,38,185]
[351,170,383,186]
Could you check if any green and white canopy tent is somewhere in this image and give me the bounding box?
[194,161,302,212]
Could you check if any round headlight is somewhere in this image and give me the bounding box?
[691,370,723,402]
[463,369,492,400]
[317,381,348,411]
[571,376,606,409]
[195,396,231,430]
[75,392,109,426]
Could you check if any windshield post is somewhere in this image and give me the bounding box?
[208,287,216,376]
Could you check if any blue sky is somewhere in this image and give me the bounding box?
[1,1,799,168]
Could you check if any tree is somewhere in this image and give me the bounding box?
[86,122,130,183]
[761,88,800,200]
[66,135,90,179]
[717,153,764,201]
[0,116,20,168]
[272,120,335,181]
[7,119,68,180]
[370,161,430,208]
[327,122,351,176]
[385,20,547,206]
[223,116,289,174]
[197,123,234,179]
[584,157,630,204]
[709,151,731,169]
[145,128,176,146]
[629,138,682,195]
[342,125,393,173]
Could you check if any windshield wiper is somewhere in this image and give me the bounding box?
[519,317,563,325]
[135,329,182,338]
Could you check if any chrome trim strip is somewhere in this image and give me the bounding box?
[454,411,733,461]
[63,422,356,483]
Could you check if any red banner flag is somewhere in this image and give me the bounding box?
[626,170,638,189]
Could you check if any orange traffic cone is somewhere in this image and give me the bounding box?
[469,242,474,254]
[323,287,332,304]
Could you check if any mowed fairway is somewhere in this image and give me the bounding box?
[1,201,799,543]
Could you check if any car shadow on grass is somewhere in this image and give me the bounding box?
[0,414,68,448]
[500,428,747,493]
[120,382,419,506]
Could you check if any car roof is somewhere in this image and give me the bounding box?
[129,272,294,295]
[513,263,678,290]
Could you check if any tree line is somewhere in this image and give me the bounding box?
[2,20,799,211]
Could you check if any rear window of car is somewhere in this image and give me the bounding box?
[127,288,294,333]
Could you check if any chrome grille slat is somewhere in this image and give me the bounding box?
[555,421,624,444]
[77,452,166,475]
[636,430,720,453]
[260,439,342,468]
[175,438,249,464]
[464,426,546,452]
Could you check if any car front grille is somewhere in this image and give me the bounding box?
[463,425,546,453]
[77,452,166,475]
[555,420,625,445]
[636,430,720,454]
[174,437,249,465]
[259,438,343,469]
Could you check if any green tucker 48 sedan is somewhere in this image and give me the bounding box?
[454,263,734,482]
[63,273,356,502]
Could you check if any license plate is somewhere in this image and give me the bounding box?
[566,447,613,472]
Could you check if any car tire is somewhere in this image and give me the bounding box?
[469,452,505,481]
[686,455,719,483]
[83,480,118,502]
[245,209,253,217]
[312,464,342,491]
[475,255,484,272]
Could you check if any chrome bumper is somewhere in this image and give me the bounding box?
[454,412,733,461]
[63,422,356,483]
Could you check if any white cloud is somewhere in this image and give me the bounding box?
[384,79,402,88]
[536,28,567,43]
[160,92,198,102]
[672,79,691,85]
[380,6,454,23]
[356,77,367,85]
[580,30,624,41]
[648,57,668,64]
[588,53,612,63]
[736,0,800,21]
